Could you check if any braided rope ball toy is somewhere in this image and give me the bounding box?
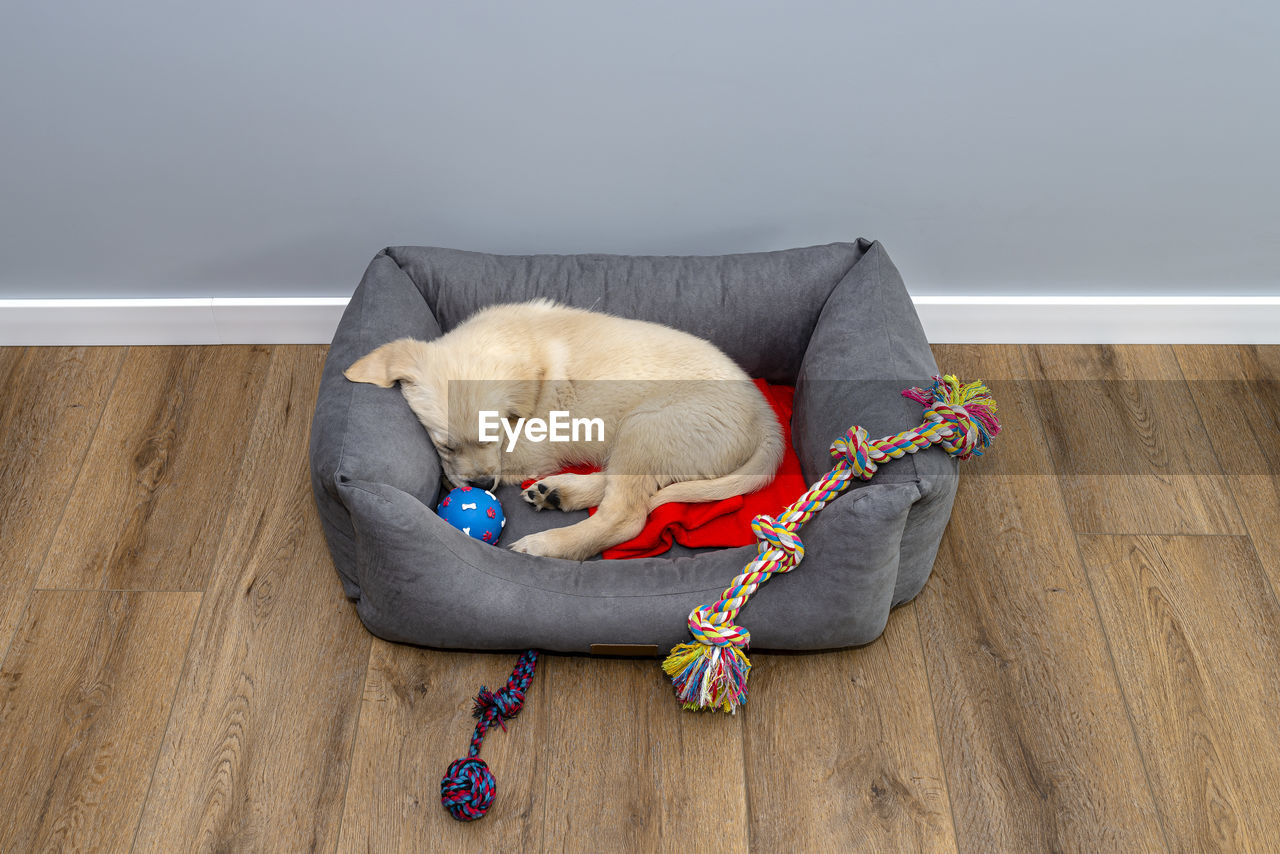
[440,649,538,821]
[662,375,1000,713]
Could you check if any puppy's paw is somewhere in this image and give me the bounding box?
[521,480,561,511]
[509,531,556,556]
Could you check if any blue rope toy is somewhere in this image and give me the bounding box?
[440,649,539,821]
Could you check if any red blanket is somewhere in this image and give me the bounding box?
[523,381,807,559]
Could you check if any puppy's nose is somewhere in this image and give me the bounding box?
[474,476,498,491]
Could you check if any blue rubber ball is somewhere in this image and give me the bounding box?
[437,487,506,544]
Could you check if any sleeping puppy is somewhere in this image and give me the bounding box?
[344,299,783,560]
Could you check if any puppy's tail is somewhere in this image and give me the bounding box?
[647,418,786,511]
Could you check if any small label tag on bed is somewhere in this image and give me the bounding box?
[589,643,661,657]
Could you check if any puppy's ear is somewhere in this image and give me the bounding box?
[502,364,546,420]
[344,338,428,388]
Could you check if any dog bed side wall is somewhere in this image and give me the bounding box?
[340,476,919,653]
[383,242,870,384]
[891,470,958,605]
[794,239,960,608]
[310,251,444,599]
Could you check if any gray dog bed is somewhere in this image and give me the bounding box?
[309,240,957,653]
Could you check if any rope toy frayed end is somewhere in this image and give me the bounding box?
[472,684,525,731]
[902,374,1000,458]
[661,641,750,713]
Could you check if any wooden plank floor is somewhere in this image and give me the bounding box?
[0,343,1277,852]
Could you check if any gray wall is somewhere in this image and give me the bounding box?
[2,0,1276,298]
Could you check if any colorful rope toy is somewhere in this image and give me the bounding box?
[440,649,539,821]
[662,375,1000,713]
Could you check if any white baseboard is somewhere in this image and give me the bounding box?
[0,296,1276,346]
[0,298,350,346]
[913,296,1280,344]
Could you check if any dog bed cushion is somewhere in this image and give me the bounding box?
[310,240,957,653]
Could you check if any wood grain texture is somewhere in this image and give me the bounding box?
[1079,534,1280,852]
[0,346,125,657]
[40,345,273,590]
[337,643,548,853]
[131,347,372,853]
[916,475,1166,851]
[1025,344,1243,535]
[0,590,199,852]
[1174,345,1280,590]
[541,655,749,854]
[1171,345,1280,475]
[746,604,957,852]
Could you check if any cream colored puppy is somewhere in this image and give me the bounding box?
[345,299,783,560]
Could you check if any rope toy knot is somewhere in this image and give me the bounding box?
[472,685,525,731]
[687,603,749,648]
[925,402,980,458]
[829,426,879,479]
[440,757,496,822]
[750,514,804,565]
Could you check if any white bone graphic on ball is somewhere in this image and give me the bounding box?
[461,502,477,511]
